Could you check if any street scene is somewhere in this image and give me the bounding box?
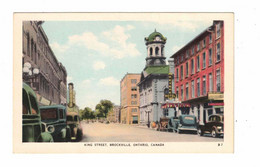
[81,122,223,142]
[22,18,224,143]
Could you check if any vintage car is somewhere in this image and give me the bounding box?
[157,117,169,131]
[22,83,53,142]
[66,112,83,141]
[197,114,224,138]
[167,117,179,132]
[168,115,197,134]
[40,105,71,142]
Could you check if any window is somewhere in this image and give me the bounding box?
[191,81,194,98]
[203,76,206,95]
[29,94,38,115]
[209,73,213,92]
[164,109,169,117]
[27,33,30,56]
[203,39,206,48]
[197,43,200,52]
[197,78,200,97]
[216,69,221,92]
[192,46,195,55]
[181,65,183,80]
[23,89,30,115]
[197,56,200,72]
[181,85,184,101]
[176,68,179,82]
[131,79,137,84]
[155,47,159,56]
[177,57,179,64]
[216,43,221,62]
[186,50,189,58]
[202,52,206,69]
[186,83,189,100]
[59,109,64,119]
[191,59,194,74]
[149,48,153,56]
[131,108,137,112]
[181,54,184,62]
[131,87,137,91]
[186,62,189,77]
[209,34,212,44]
[209,48,212,66]
[216,23,221,38]
[176,87,179,99]
[131,101,137,105]
[131,94,137,99]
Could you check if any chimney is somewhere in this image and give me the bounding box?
[68,83,74,107]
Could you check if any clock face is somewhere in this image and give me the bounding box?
[155,36,161,41]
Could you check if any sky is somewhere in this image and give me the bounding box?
[42,19,213,110]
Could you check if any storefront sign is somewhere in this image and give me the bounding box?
[208,103,224,106]
[161,103,190,108]
[208,93,224,100]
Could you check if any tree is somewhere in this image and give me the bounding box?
[95,99,113,118]
[79,107,93,120]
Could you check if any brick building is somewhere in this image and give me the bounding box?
[22,21,67,106]
[120,74,141,124]
[171,20,224,124]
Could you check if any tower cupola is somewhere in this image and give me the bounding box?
[144,30,167,67]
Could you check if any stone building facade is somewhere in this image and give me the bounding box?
[171,20,224,124]
[138,30,171,126]
[22,21,67,106]
[120,74,141,124]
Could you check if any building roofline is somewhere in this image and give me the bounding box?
[120,73,141,83]
[171,24,214,58]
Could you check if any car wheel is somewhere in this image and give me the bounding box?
[66,128,71,142]
[177,129,181,134]
[212,129,217,138]
[197,128,203,136]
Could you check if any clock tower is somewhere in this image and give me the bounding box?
[144,29,167,67]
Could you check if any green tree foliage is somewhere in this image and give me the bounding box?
[79,107,96,120]
[95,99,113,118]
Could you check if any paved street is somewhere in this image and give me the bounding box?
[80,122,224,142]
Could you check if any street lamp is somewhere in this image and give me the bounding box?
[23,62,40,86]
[145,110,151,128]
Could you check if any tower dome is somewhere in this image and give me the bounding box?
[145,29,167,44]
[144,29,167,67]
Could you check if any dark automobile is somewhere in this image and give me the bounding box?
[22,83,53,142]
[40,105,71,142]
[168,115,197,134]
[167,117,179,132]
[197,114,224,138]
[66,112,83,141]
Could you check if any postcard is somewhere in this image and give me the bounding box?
[13,13,234,153]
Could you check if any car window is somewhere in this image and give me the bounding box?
[22,89,30,115]
[74,115,79,121]
[29,93,38,115]
[40,108,58,120]
[182,116,195,124]
[67,115,73,121]
[59,109,64,119]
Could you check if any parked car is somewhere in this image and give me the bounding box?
[167,117,179,132]
[197,114,224,138]
[66,112,83,141]
[22,83,53,142]
[168,115,197,134]
[157,117,169,131]
[40,105,71,142]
